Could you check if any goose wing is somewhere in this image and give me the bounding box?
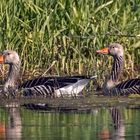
[21,75,96,97]
[116,78,140,89]
[21,76,93,89]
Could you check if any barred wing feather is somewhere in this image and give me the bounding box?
[116,78,140,89]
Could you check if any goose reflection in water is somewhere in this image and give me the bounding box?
[110,107,125,140]
[100,107,125,140]
[0,122,5,139]
[2,106,22,140]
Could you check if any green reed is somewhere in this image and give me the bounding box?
[0,0,139,80]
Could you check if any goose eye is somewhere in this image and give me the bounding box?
[7,53,10,55]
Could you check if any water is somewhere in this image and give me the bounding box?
[0,106,139,140]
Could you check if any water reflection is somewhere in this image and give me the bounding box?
[0,106,22,140]
[110,107,125,140]
[0,122,5,139]
[0,106,139,140]
[6,107,22,140]
[100,107,125,140]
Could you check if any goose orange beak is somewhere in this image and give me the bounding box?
[96,48,109,54]
[0,55,4,64]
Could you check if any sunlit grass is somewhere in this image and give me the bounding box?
[128,94,140,98]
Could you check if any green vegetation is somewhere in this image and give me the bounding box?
[0,0,140,80]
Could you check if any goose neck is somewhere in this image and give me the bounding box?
[105,55,124,91]
[4,61,21,92]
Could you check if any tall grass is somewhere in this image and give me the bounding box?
[0,0,140,80]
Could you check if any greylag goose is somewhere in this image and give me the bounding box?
[0,50,96,98]
[96,43,140,96]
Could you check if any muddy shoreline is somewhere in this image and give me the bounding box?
[0,95,140,111]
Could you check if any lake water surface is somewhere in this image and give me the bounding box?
[0,106,139,140]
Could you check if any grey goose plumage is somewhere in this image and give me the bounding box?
[0,50,96,98]
[96,43,140,96]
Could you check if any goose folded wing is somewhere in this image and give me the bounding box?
[116,78,140,89]
[21,76,91,88]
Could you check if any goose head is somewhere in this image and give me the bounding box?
[0,50,20,65]
[0,50,21,93]
[96,43,124,57]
